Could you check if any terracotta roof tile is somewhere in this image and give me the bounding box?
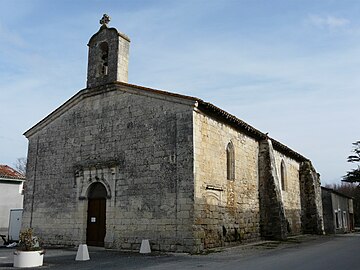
[0,165,25,180]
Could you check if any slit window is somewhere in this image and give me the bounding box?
[99,42,109,76]
[280,160,286,191]
[226,142,235,180]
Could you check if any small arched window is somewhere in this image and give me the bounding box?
[99,42,109,76]
[226,142,235,180]
[280,160,286,191]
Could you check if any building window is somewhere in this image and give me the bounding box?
[343,211,347,229]
[226,142,235,180]
[99,41,109,76]
[335,210,340,229]
[335,210,343,229]
[280,160,286,191]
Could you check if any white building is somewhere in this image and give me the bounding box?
[0,165,25,233]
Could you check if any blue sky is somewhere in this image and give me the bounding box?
[0,0,359,185]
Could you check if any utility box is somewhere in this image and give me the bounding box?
[8,209,23,242]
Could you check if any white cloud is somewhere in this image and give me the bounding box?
[307,14,350,29]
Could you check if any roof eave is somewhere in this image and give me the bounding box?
[23,80,309,163]
[0,177,25,182]
[197,101,308,162]
[23,82,199,138]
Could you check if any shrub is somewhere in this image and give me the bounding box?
[18,228,42,251]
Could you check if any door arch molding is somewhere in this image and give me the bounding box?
[80,178,111,199]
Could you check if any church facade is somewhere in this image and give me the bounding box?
[22,15,324,253]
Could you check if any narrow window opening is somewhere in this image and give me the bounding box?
[99,42,109,76]
[280,160,286,191]
[222,226,227,237]
[335,210,340,229]
[226,142,235,180]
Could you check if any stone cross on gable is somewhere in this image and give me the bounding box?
[100,14,111,26]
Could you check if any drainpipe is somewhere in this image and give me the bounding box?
[29,136,40,228]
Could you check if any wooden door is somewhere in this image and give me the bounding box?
[86,198,106,247]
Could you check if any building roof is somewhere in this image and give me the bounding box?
[196,101,308,162]
[88,26,131,44]
[24,81,309,162]
[0,165,25,181]
[117,82,309,162]
[321,186,353,199]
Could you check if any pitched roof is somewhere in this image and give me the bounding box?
[115,82,308,162]
[321,186,354,199]
[24,81,309,162]
[196,101,308,162]
[0,165,25,180]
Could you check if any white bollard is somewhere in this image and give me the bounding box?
[140,239,151,254]
[75,244,90,261]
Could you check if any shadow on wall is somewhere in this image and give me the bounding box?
[194,201,303,249]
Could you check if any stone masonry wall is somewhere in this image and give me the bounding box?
[299,161,324,234]
[87,27,130,88]
[273,150,302,234]
[193,110,260,252]
[258,139,287,240]
[23,83,195,252]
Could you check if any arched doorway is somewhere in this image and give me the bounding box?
[87,182,107,247]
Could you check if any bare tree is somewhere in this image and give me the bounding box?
[14,157,27,176]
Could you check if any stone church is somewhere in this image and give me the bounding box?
[23,15,324,253]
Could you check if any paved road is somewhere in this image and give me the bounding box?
[0,234,359,269]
